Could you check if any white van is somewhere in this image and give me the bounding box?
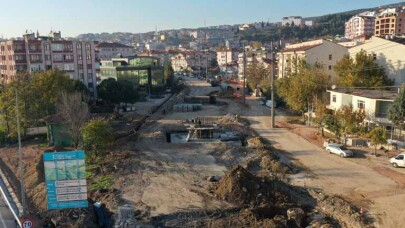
[390,153,405,168]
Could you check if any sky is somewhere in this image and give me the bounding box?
[0,0,403,38]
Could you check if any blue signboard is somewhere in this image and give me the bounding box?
[44,150,88,210]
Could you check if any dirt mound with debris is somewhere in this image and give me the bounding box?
[214,166,288,207]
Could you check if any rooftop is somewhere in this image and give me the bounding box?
[96,42,133,49]
[328,88,399,100]
[281,43,321,53]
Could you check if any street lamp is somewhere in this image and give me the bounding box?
[15,90,26,217]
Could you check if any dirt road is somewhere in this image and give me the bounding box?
[244,96,405,228]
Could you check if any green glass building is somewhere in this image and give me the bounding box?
[100,56,165,95]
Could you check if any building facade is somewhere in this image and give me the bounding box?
[348,36,405,85]
[95,42,135,61]
[282,16,302,26]
[0,32,98,98]
[327,88,398,127]
[277,39,348,82]
[216,48,238,67]
[170,51,216,72]
[99,56,165,96]
[345,15,376,39]
[375,8,405,36]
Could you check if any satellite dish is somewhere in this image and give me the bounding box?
[331,85,336,90]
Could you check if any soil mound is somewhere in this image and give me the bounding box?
[215,166,288,206]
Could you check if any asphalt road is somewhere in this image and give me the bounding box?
[0,195,17,228]
[244,96,405,227]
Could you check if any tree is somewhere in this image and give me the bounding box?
[334,50,393,87]
[97,78,138,104]
[314,100,328,137]
[367,127,387,155]
[57,91,89,148]
[82,118,113,158]
[164,63,174,87]
[335,105,366,137]
[247,61,270,91]
[276,61,328,113]
[324,114,342,139]
[388,87,405,136]
[0,70,88,138]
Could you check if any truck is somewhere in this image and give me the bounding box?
[390,152,405,168]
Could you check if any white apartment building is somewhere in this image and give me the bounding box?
[349,36,405,85]
[282,16,302,26]
[277,39,348,82]
[345,15,376,39]
[216,48,238,66]
[95,42,134,60]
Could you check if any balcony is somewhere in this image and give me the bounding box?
[14,49,26,54]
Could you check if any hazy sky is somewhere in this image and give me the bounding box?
[0,0,402,38]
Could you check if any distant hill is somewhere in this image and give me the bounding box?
[305,1,405,21]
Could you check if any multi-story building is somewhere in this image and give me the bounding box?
[282,16,302,26]
[138,50,179,66]
[95,42,134,61]
[277,39,348,82]
[170,51,216,72]
[349,36,405,85]
[375,8,405,36]
[345,15,376,39]
[237,49,272,81]
[99,56,165,96]
[216,48,238,67]
[0,32,98,98]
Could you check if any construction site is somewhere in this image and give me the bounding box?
[0,78,404,227]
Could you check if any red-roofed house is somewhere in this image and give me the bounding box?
[277,39,348,81]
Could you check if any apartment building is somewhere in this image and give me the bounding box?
[345,15,376,39]
[349,36,405,85]
[0,32,98,98]
[216,48,238,66]
[170,51,216,72]
[95,42,134,61]
[375,8,405,36]
[282,16,302,26]
[277,39,348,81]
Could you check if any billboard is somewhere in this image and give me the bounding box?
[44,151,88,210]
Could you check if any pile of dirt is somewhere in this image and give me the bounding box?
[214,166,288,207]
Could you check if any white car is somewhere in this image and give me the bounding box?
[325,144,353,158]
[390,153,405,168]
[265,100,277,108]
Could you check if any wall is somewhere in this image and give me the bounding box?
[349,36,405,85]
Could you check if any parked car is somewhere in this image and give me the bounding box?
[265,100,277,108]
[325,144,353,158]
[390,153,405,168]
[259,97,266,105]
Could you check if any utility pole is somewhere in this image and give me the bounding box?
[243,43,246,105]
[15,90,26,216]
[271,41,275,128]
[206,49,208,81]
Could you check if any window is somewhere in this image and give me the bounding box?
[78,64,83,70]
[86,54,91,60]
[373,53,377,60]
[88,82,94,88]
[53,54,63,61]
[329,54,332,60]
[78,54,82,60]
[51,44,63,51]
[397,155,404,160]
[357,100,365,109]
[328,65,332,70]
[85,43,91,51]
[44,43,50,51]
[76,43,82,50]
[332,95,336,103]
[45,55,51,61]
[87,73,93,78]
